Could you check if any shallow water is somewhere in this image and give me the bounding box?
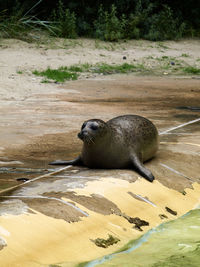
[85,209,200,267]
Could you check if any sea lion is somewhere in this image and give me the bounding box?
[50,115,159,182]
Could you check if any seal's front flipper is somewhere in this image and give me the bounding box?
[49,156,83,166]
[130,154,155,182]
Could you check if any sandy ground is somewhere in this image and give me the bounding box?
[0,38,199,266]
[0,38,199,148]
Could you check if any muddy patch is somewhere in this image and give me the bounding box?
[44,191,121,215]
[22,197,87,222]
[0,131,81,191]
[44,192,149,230]
[5,131,81,168]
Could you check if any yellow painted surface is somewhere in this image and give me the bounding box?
[0,178,200,267]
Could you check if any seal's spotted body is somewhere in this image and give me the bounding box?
[50,115,159,182]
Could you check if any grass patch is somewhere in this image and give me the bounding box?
[32,62,146,82]
[33,67,78,82]
[17,70,23,74]
[181,53,190,57]
[182,66,200,74]
[32,61,200,83]
[67,63,91,72]
[157,43,169,50]
[92,63,143,74]
[0,2,56,42]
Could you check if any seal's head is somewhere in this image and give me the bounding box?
[78,119,109,144]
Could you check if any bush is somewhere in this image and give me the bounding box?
[124,14,140,39]
[94,4,125,41]
[144,5,185,41]
[104,5,124,41]
[52,0,77,38]
[0,1,55,41]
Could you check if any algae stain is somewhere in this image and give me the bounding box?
[91,235,120,248]
[165,206,177,216]
[152,245,200,267]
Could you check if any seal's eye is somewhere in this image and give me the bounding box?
[91,124,98,130]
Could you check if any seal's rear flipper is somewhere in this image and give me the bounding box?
[49,156,83,166]
[130,154,155,182]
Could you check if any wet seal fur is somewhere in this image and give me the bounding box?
[50,115,159,182]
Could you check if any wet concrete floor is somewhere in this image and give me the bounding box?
[0,75,199,266]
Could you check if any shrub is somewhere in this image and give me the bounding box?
[94,4,106,40]
[144,5,185,41]
[104,5,124,41]
[124,14,140,39]
[94,4,125,41]
[52,0,77,38]
[0,1,55,41]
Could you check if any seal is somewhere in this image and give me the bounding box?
[50,115,159,182]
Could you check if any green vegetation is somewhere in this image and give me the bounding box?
[32,67,78,82]
[31,60,200,83]
[81,209,200,267]
[16,70,23,74]
[144,5,185,41]
[182,66,200,74]
[75,262,90,267]
[0,1,200,41]
[92,63,143,74]
[0,1,54,41]
[32,62,147,82]
[181,53,190,57]
[94,4,127,41]
[51,0,77,38]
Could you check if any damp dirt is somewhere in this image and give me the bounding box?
[0,39,200,267]
[0,75,199,194]
[0,75,199,217]
[22,197,87,223]
[44,192,122,216]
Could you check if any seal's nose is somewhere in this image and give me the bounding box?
[78,130,87,140]
[77,132,83,139]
